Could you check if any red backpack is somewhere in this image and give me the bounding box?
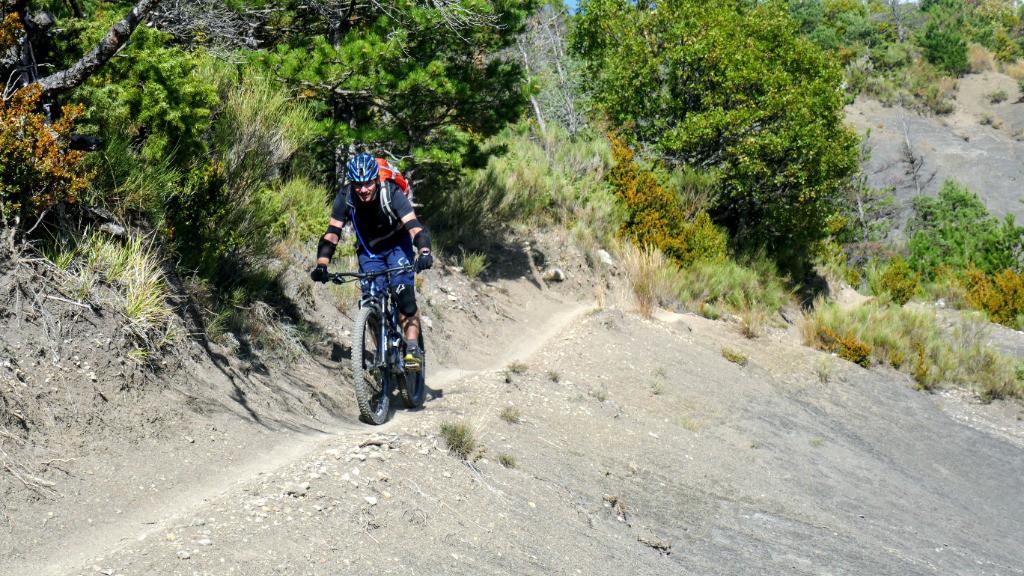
[374,157,412,224]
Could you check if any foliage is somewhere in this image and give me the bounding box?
[430,122,617,245]
[499,405,522,423]
[166,70,315,278]
[919,0,970,75]
[574,0,860,271]
[45,229,176,354]
[256,0,538,194]
[988,88,1009,104]
[608,135,728,266]
[0,87,90,226]
[269,177,331,245]
[804,299,1023,398]
[879,255,919,305]
[906,179,1024,277]
[68,24,218,171]
[674,256,794,319]
[721,347,748,366]
[817,325,873,366]
[964,266,1024,328]
[460,251,490,279]
[617,242,668,318]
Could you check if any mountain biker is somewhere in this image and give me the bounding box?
[310,153,433,371]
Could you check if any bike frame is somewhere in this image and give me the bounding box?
[330,264,414,378]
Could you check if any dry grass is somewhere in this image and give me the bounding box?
[499,405,521,424]
[48,231,176,354]
[969,45,995,73]
[804,299,1023,399]
[618,242,669,317]
[738,309,766,339]
[721,347,748,366]
[1002,60,1024,81]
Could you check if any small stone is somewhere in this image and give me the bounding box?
[543,268,566,282]
[197,538,212,546]
[598,250,615,266]
[283,482,310,496]
[176,550,191,560]
[364,496,378,506]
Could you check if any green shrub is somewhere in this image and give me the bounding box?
[431,122,616,243]
[674,256,794,318]
[271,178,330,245]
[167,70,315,278]
[919,3,970,76]
[880,256,919,305]
[907,179,1024,278]
[989,88,1009,104]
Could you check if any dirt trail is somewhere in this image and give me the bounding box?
[2,242,1023,576]
[3,286,590,576]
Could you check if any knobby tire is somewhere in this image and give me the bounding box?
[352,305,389,425]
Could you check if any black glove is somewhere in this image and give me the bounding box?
[310,264,329,283]
[415,250,433,272]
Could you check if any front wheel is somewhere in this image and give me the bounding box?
[352,305,389,424]
[400,333,426,408]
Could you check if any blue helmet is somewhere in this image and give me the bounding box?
[347,153,379,183]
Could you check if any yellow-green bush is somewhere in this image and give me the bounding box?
[609,135,728,266]
[964,266,1024,328]
[880,256,919,305]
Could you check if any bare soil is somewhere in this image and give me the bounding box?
[2,229,1022,576]
[846,71,1024,225]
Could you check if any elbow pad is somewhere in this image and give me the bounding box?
[317,236,338,261]
[412,226,432,251]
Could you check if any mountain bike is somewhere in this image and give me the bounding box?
[328,264,426,424]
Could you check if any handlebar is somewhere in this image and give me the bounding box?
[328,264,414,285]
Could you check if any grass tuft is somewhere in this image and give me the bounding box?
[721,347,748,366]
[461,251,489,279]
[499,405,521,424]
[497,453,517,468]
[439,421,477,460]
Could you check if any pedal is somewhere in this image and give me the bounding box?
[403,354,422,372]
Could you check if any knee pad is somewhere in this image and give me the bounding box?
[392,284,418,316]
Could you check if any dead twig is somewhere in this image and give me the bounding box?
[45,294,92,310]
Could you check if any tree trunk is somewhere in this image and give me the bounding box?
[34,0,163,98]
